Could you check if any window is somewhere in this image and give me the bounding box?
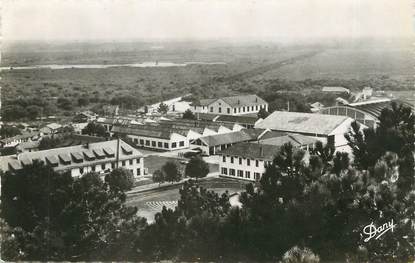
[152,141,156,147]
[221,167,228,175]
[252,106,254,111]
[158,142,163,148]
[247,159,250,166]
[139,139,144,145]
[238,108,241,113]
[210,107,213,112]
[229,168,235,176]
[255,160,259,167]
[136,158,140,164]
[245,171,251,178]
[164,142,169,148]
[137,168,141,176]
[243,107,246,112]
[101,164,106,170]
[179,141,184,147]
[234,108,237,113]
[222,156,226,162]
[145,140,150,146]
[219,107,222,113]
[92,166,96,172]
[254,172,260,180]
[129,159,133,165]
[80,167,84,174]
[172,142,177,148]
[227,108,230,114]
[111,162,115,169]
[122,161,126,166]
[239,158,242,165]
[256,105,258,110]
[237,170,243,177]
[231,157,234,163]
[134,138,138,144]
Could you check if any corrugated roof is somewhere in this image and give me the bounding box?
[255,111,350,135]
[219,142,280,161]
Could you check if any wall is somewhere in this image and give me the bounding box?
[69,157,144,178]
[218,154,269,182]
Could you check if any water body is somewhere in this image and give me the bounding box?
[0,61,226,71]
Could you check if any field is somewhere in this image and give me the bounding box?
[126,177,247,222]
[1,38,413,121]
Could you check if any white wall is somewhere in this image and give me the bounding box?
[219,154,269,182]
[70,157,144,178]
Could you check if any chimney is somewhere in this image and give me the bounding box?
[259,145,264,157]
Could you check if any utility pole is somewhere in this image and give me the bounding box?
[116,134,120,168]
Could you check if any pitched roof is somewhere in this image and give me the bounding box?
[220,94,267,107]
[215,114,259,125]
[197,129,266,146]
[16,140,40,151]
[255,111,350,135]
[0,131,39,144]
[322,87,350,93]
[0,139,141,173]
[46,123,62,130]
[259,134,317,147]
[218,142,280,161]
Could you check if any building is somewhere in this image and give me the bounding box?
[191,129,267,155]
[0,131,40,149]
[73,111,98,123]
[322,86,350,94]
[111,119,243,151]
[193,94,268,116]
[319,98,414,128]
[258,133,318,151]
[0,139,145,178]
[255,111,355,151]
[194,113,261,128]
[39,123,63,136]
[16,140,40,153]
[218,142,280,182]
[310,102,325,113]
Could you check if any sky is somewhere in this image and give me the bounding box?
[2,0,413,41]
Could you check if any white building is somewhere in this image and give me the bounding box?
[111,119,243,151]
[0,131,40,148]
[255,111,356,151]
[193,94,268,116]
[218,143,280,182]
[0,139,145,178]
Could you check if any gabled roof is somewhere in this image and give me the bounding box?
[255,111,350,135]
[218,142,280,161]
[197,129,261,146]
[0,139,142,173]
[220,94,267,107]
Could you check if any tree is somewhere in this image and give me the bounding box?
[182,109,196,120]
[105,168,135,193]
[158,102,169,114]
[0,125,21,138]
[161,161,181,183]
[57,97,73,111]
[184,157,209,180]
[38,136,62,150]
[257,108,270,119]
[282,246,320,263]
[77,97,89,107]
[152,169,165,186]
[1,161,146,261]
[26,105,42,120]
[82,122,107,137]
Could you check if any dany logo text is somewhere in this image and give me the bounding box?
[363,219,396,242]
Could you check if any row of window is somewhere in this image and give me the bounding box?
[210,104,266,114]
[222,155,271,167]
[78,158,141,175]
[221,167,262,180]
[133,138,185,149]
